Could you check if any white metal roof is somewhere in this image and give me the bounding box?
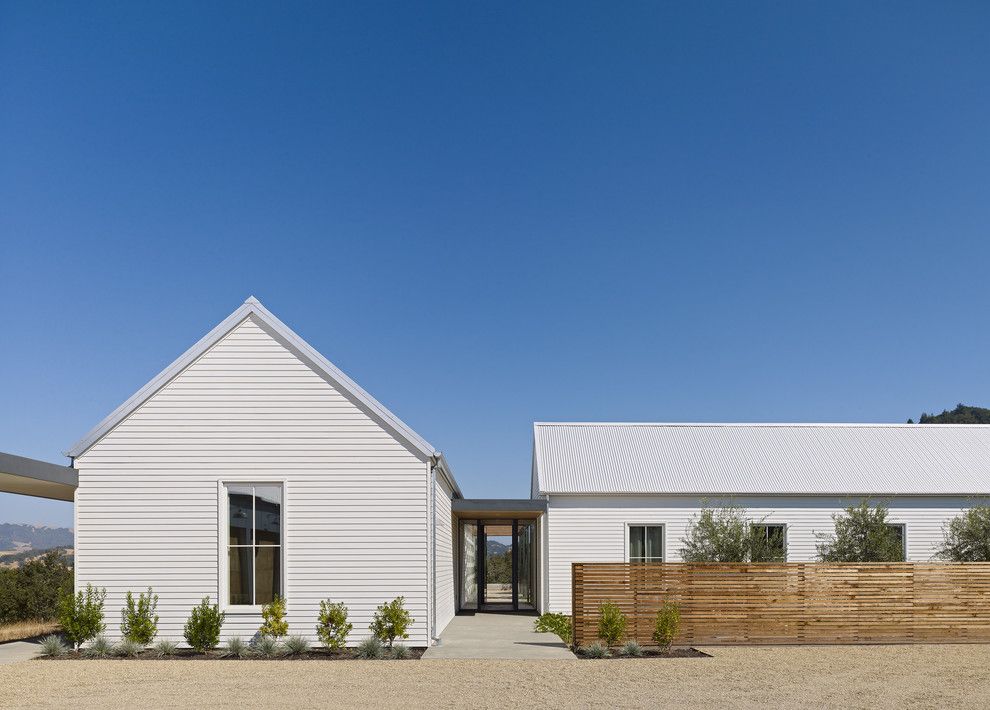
[533,422,990,496]
[66,297,462,497]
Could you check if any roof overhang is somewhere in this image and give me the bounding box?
[0,452,77,502]
[451,498,546,519]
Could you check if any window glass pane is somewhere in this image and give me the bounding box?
[629,526,646,560]
[254,546,280,604]
[255,486,281,546]
[646,526,663,561]
[228,546,253,605]
[887,524,905,561]
[460,522,478,609]
[228,486,253,546]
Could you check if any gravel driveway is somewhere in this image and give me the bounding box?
[1,645,988,709]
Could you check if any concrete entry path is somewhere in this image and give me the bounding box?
[423,612,576,659]
[0,639,40,664]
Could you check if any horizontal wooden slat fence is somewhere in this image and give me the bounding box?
[571,562,990,647]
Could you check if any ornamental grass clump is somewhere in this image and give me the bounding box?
[369,597,413,648]
[622,639,643,657]
[596,600,628,648]
[283,635,310,656]
[390,643,411,660]
[58,584,106,650]
[183,597,224,653]
[653,600,680,653]
[38,634,68,658]
[82,635,114,659]
[533,612,572,644]
[253,635,283,658]
[115,638,143,658]
[120,588,159,646]
[258,595,288,639]
[153,639,177,658]
[581,641,611,659]
[221,636,250,659]
[355,636,384,659]
[316,600,352,650]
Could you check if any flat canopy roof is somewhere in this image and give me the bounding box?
[451,498,546,519]
[0,452,78,502]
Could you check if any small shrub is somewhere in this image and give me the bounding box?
[316,600,353,650]
[153,639,177,658]
[38,634,68,657]
[390,643,411,660]
[115,638,143,658]
[596,600,627,647]
[221,636,250,659]
[283,635,310,656]
[120,587,159,646]
[82,635,113,659]
[533,612,572,644]
[183,597,224,653]
[259,595,289,638]
[369,597,413,647]
[581,641,611,658]
[253,635,283,658]
[653,600,680,653]
[622,639,643,657]
[355,636,384,659]
[58,584,106,650]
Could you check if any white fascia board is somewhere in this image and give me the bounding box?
[66,296,443,464]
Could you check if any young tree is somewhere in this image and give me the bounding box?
[935,506,990,562]
[816,500,904,562]
[679,504,786,562]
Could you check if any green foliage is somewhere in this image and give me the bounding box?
[258,595,289,638]
[115,638,143,658]
[82,635,113,658]
[369,597,413,647]
[936,506,990,561]
[679,504,786,562]
[916,404,990,424]
[390,643,411,660]
[0,550,73,624]
[653,600,680,653]
[182,597,224,653]
[621,639,643,657]
[596,600,628,647]
[221,636,250,658]
[355,636,384,659]
[253,635,283,658]
[58,583,106,650]
[816,500,904,562]
[581,641,611,658]
[153,639,177,657]
[283,635,310,656]
[486,550,512,584]
[120,587,159,645]
[533,612,572,644]
[316,600,352,650]
[38,634,68,657]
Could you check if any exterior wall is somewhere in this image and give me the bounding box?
[545,494,974,614]
[74,316,432,646]
[433,475,455,635]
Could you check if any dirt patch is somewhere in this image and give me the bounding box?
[576,646,708,659]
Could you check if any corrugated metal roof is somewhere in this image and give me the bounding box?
[533,423,990,496]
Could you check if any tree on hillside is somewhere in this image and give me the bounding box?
[909,404,990,424]
[816,501,904,562]
[679,504,786,563]
[935,505,990,562]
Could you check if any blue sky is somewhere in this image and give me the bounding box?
[2,2,989,527]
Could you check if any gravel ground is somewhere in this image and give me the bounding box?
[1,645,988,709]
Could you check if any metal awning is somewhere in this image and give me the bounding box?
[451,498,546,519]
[0,452,77,501]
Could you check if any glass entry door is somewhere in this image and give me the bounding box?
[459,518,537,612]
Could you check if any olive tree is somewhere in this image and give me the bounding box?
[935,505,990,561]
[815,500,904,562]
[678,503,786,563]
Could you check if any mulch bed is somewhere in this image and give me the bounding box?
[576,647,709,660]
[39,647,426,661]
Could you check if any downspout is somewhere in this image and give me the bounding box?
[430,458,438,643]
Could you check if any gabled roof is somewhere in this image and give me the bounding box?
[533,422,990,496]
[66,297,461,496]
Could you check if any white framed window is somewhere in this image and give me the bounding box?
[221,482,284,610]
[886,523,907,561]
[627,524,664,563]
[751,523,788,560]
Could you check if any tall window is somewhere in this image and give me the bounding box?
[628,525,663,563]
[887,523,906,561]
[227,483,282,606]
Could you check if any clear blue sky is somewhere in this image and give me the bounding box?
[2,2,989,527]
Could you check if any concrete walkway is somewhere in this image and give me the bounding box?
[0,640,40,664]
[423,613,576,659]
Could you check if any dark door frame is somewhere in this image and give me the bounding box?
[461,518,533,613]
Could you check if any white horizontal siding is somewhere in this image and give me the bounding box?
[434,475,455,635]
[75,316,431,646]
[546,494,974,614]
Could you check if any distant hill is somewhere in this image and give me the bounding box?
[486,540,510,555]
[910,404,990,424]
[0,545,74,568]
[0,524,73,552]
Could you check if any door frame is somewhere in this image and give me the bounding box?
[459,518,535,613]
